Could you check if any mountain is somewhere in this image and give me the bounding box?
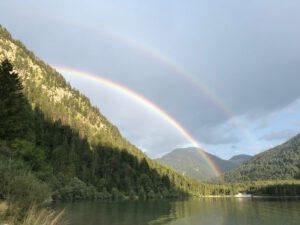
[0,27,138,156]
[229,154,252,165]
[221,134,300,183]
[157,148,251,181]
[0,25,218,199]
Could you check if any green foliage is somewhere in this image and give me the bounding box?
[53,177,99,201]
[138,187,146,200]
[231,180,300,196]
[0,159,50,208]
[9,171,50,208]
[10,139,46,171]
[147,190,156,199]
[0,59,32,141]
[220,134,300,183]
[111,187,125,201]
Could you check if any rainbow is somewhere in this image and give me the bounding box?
[98,29,258,150]
[40,16,258,150]
[55,66,222,176]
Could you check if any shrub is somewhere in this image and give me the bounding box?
[0,159,50,208]
[111,188,125,201]
[53,177,99,201]
[9,172,50,207]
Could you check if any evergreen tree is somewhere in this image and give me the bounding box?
[0,59,31,140]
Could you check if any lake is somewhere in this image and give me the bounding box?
[55,198,300,225]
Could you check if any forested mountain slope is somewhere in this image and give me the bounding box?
[0,26,137,155]
[157,148,249,181]
[221,134,300,183]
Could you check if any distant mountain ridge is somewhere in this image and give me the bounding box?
[229,154,252,165]
[221,134,300,183]
[157,148,252,181]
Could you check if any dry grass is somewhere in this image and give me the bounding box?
[1,205,66,225]
[0,201,8,214]
[0,201,9,224]
[19,207,66,225]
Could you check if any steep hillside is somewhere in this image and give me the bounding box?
[157,148,240,181]
[0,25,217,199]
[0,26,138,155]
[221,134,300,183]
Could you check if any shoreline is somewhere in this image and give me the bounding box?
[194,195,300,199]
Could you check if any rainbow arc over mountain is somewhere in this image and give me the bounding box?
[51,20,258,177]
[56,67,222,176]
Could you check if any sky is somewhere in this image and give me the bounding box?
[1,0,300,159]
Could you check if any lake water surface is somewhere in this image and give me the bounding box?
[55,198,300,225]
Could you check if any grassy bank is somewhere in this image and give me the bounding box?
[0,158,65,225]
[0,204,65,225]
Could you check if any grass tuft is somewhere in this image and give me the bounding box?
[19,206,66,225]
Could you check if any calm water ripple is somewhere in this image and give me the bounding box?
[54,198,300,225]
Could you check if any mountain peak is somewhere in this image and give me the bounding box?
[157,147,247,181]
[229,154,252,164]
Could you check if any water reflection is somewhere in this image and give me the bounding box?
[55,200,175,225]
[55,198,300,225]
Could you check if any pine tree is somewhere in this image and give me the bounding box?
[0,59,31,140]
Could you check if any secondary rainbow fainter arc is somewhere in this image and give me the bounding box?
[102,31,259,151]
[38,16,257,151]
[81,25,259,152]
[55,66,222,177]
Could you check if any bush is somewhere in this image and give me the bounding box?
[0,159,50,208]
[147,190,156,199]
[98,188,111,200]
[111,188,125,201]
[53,177,100,201]
[9,173,50,207]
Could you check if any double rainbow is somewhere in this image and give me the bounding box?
[45,18,257,177]
[56,67,222,176]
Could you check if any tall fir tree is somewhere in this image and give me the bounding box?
[0,59,32,140]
